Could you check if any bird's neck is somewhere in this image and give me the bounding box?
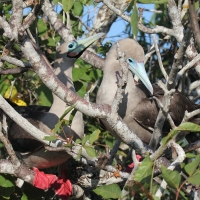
[49,57,76,117]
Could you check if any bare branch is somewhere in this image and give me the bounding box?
[0,16,13,38]
[189,0,200,50]
[19,3,41,34]
[9,0,23,40]
[138,8,175,37]
[182,109,200,122]
[149,81,175,150]
[177,53,200,82]
[1,55,31,68]
[184,140,200,152]
[152,35,168,81]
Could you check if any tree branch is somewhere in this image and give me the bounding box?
[189,0,200,50]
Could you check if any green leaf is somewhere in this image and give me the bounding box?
[60,105,76,120]
[35,84,53,106]
[0,77,10,96]
[21,193,28,200]
[72,1,83,16]
[84,145,97,157]
[81,135,90,145]
[86,0,93,5]
[75,138,82,144]
[53,0,59,4]
[73,67,87,81]
[126,0,135,13]
[161,165,181,189]
[43,135,57,141]
[130,1,138,38]
[0,175,14,187]
[80,0,87,4]
[62,0,74,12]
[186,153,196,158]
[152,196,160,200]
[162,122,200,145]
[105,134,115,149]
[139,0,168,3]
[93,184,121,199]
[89,129,101,144]
[37,19,47,37]
[184,154,200,176]
[133,155,153,190]
[187,171,200,185]
[74,81,87,97]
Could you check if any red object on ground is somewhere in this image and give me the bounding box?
[126,155,142,173]
[33,168,72,200]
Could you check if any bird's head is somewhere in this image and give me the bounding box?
[67,33,104,57]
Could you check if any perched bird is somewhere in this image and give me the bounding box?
[96,38,200,145]
[8,33,104,168]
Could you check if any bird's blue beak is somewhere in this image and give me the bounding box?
[126,58,153,95]
[67,33,104,57]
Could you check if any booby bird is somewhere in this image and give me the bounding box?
[8,33,104,169]
[96,38,200,145]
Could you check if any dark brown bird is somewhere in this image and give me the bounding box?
[96,38,200,145]
[8,33,104,168]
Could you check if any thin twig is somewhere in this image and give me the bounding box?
[152,35,168,81]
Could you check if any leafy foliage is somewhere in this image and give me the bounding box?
[93,184,121,199]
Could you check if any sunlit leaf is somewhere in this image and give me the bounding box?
[84,145,97,157]
[187,171,200,185]
[93,184,121,199]
[73,67,87,81]
[0,78,10,96]
[4,86,17,99]
[0,175,14,187]
[89,129,101,144]
[4,86,27,106]
[43,135,57,142]
[80,0,87,4]
[161,165,181,189]
[62,0,74,12]
[72,1,83,16]
[53,0,59,4]
[37,19,47,36]
[60,105,76,120]
[81,135,90,145]
[21,193,28,200]
[130,1,138,38]
[152,196,160,200]
[75,138,82,144]
[139,0,168,3]
[184,154,200,176]
[186,153,196,158]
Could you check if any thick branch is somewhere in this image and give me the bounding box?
[189,0,200,50]
[9,0,23,40]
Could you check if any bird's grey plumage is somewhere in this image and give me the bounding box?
[96,38,152,143]
[97,38,200,145]
[8,42,84,169]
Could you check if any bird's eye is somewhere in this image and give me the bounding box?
[68,41,78,51]
[126,58,134,64]
[128,58,133,63]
